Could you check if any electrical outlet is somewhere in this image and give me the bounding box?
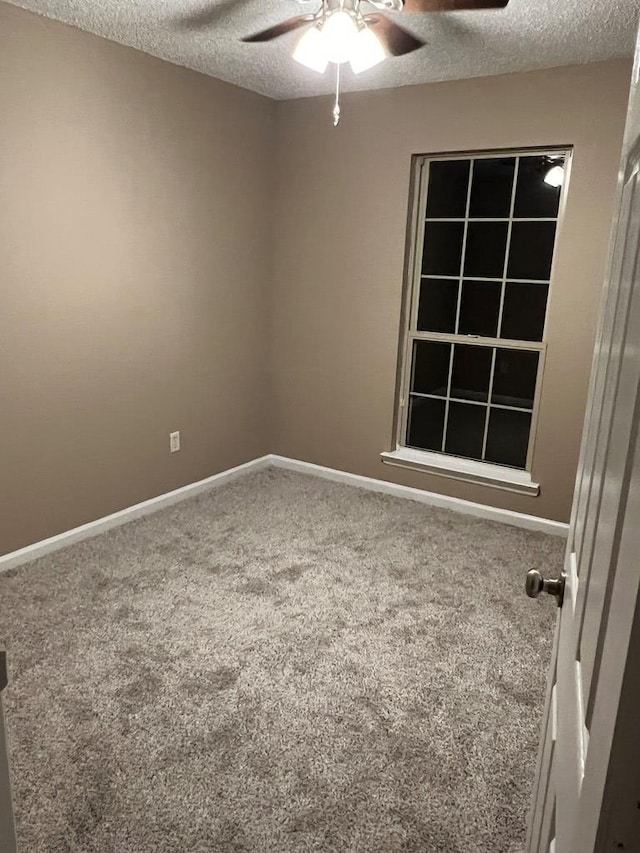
[170,431,180,453]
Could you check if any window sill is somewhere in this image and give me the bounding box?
[380,448,540,496]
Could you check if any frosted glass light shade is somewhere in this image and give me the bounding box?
[322,10,359,63]
[544,165,564,188]
[293,26,329,73]
[349,26,386,74]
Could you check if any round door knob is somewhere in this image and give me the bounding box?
[525,568,566,607]
[526,569,545,598]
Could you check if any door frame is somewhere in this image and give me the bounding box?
[0,647,17,853]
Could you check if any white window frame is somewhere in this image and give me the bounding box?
[381,147,573,496]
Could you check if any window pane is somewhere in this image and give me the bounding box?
[417,278,458,333]
[445,401,486,460]
[407,396,446,451]
[507,221,557,280]
[458,280,501,337]
[451,344,492,403]
[469,157,515,218]
[422,222,465,276]
[426,159,470,219]
[464,222,509,278]
[492,349,539,409]
[412,341,451,397]
[501,282,548,341]
[485,408,532,468]
[514,155,565,219]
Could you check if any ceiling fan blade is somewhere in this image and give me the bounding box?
[365,15,426,56]
[242,15,316,42]
[402,0,508,11]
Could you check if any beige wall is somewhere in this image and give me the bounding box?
[0,3,275,555]
[271,61,631,523]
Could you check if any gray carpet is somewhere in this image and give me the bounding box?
[0,468,562,853]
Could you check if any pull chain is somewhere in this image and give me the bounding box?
[332,62,341,127]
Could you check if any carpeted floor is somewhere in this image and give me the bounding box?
[0,468,562,853]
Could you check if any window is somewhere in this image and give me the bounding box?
[384,149,570,494]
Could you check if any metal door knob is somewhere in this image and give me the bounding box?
[526,569,566,607]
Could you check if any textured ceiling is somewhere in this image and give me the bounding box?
[5,0,640,99]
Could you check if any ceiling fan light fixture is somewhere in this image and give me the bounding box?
[322,9,359,63]
[349,26,386,74]
[293,25,329,73]
[544,164,565,188]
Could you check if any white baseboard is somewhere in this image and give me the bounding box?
[266,455,569,537]
[0,456,272,573]
[0,451,568,573]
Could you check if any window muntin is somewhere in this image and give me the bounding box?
[399,149,570,471]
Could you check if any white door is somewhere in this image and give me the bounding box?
[0,647,17,853]
[527,34,640,853]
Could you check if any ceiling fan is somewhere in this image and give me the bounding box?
[181,0,509,124]
[242,0,509,71]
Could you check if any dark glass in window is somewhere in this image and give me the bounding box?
[422,222,465,276]
[458,280,501,337]
[469,157,516,218]
[417,278,458,333]
[407,396,446,452]
[450,344,492,403]
[485,408,532,468]
[492,349,539,409]
[514,156,564,219]
[507,221,557,280]
[445,402,486,460]
[464,222,509,278]
[501,282,549,341]
[425,159,470,219]
[412,341,451,397]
